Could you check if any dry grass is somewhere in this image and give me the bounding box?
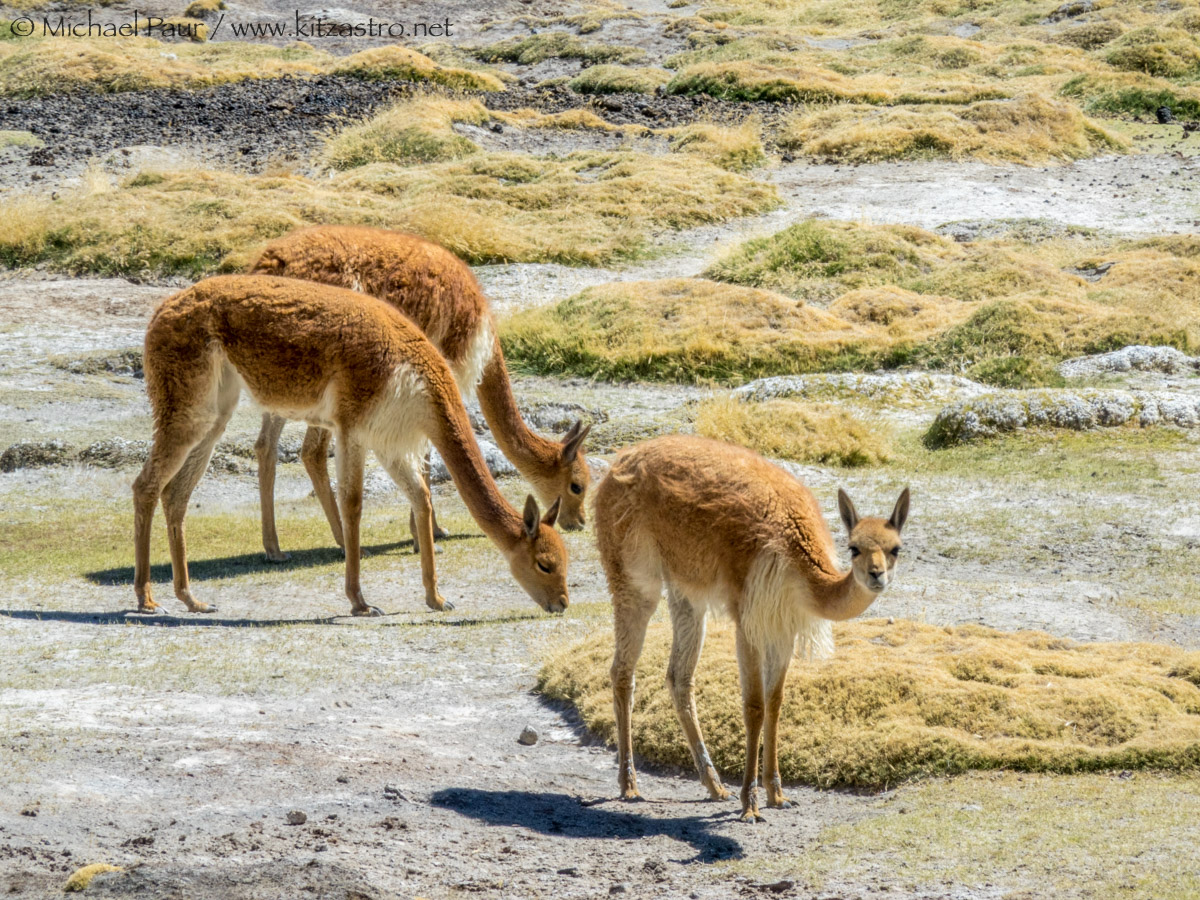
[0,153,776,276]
[473,32,643,65]
[694,396,891,466]
[0,37,501,96]
[0,129,41,148]
[502,221,1199,382]
[780,94,1125,164]
[329,46,505,91]
[568,64,674,94]
[539,618,1200,789]
[668,119,766,171]
[501,278,865,383]
[322,97,490,168]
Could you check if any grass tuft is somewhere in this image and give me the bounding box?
[322,97,488,168]
[668,119,766,171]
[539,618,1200,789]
[568,64,673,94]
[329,46,504,91]
[474,32,643,65]
[694,396,891,466]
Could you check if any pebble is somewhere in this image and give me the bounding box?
[286,810,307,825]
[518,725,539,746]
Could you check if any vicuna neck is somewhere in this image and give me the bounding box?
[808,570,880,622]
[423,365,525,555]
[476,337,562,476]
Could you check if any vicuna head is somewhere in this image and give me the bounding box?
[508,495,570,613]
[837,487,910,594]
[540,421,592,532]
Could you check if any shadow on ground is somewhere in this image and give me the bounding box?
[431,788,744,863]
[83,534,480,585]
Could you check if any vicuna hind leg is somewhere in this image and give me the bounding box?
[382,454,452,613]
[665,586,729,801]
[255,412,288,562]
[159,368,240,614]
[736,625,766,822]
[300,426,345,551]
[334,433,380,617]
[607,564,660,801]
[760,644,794,809]
[408,450,448,554]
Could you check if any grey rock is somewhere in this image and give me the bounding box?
[1058,345,1200,379]
[517,725,539,746]
[286,810,307,825]
[925,388,1200,447]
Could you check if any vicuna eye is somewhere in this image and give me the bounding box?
[891,548,901,557]
[537,561,553,575]
[569,483,583,495]
[849,547,861,558]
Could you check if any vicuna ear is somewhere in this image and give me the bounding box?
[837,488,859,535]
[542,497,561,528]
[523,495,541,540]
[889,487,910,534]
[561,421,592,464]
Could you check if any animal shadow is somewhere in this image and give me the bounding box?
[430,788,744,863]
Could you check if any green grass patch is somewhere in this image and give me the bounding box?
[540,618,1200,789]
[474,32,643,65]
[0,129,41,148]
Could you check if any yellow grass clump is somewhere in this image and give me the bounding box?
[64,863,122,892]
[781,95,1126,164]
[539,618,1200,789]
[568,64,674,94]
[501,278,867,383]
[322,97,489,168]
[0,153,777,276]
[183,0,224,16]
[501,221,1199,382]
[0,37,503,96]
[694,396,891,466]
[329,46,504,91]
[668,119,766,171]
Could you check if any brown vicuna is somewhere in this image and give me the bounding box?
[132,275,569,617]
[593,435,908,821]
[248,226,591,562]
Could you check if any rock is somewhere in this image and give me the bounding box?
[1157,106,1175,124]
[1058,346,1200,379]
[286,810,307,825]
[78,438,151,469]
[924,388,1200,447]
[610,885,629,895]
[489,121,504,133]
[735,372,990,407]
[0,440,74,472]
[29,147,55,166]
[517,725,539,745]
[429,438,516,484]
[1042,0,1093,22]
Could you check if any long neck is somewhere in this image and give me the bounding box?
[422,361,525,553]
[807,569,879,622]
[476,336,561,476]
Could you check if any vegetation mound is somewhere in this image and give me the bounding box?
[539,619,1200,789]
[694,396,891,466]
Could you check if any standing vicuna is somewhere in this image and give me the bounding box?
[247,225,592,562]
[594,435,909,821]
[132,275,569,617]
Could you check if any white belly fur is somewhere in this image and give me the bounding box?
[359,363,432,466]
[449,318,494,406]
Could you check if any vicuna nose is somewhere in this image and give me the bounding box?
[868,567,884,578]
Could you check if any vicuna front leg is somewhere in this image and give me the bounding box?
[609,570,660,801]
[665,587,729,801]
[736,626,766,822]
[760,645,793,809]
[383,454,453,612]
[335,434,380,617]
[255,412,288,562]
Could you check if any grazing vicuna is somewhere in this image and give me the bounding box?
[593,435,908,821]
[248,226,591,561]
[132,275,569,617]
